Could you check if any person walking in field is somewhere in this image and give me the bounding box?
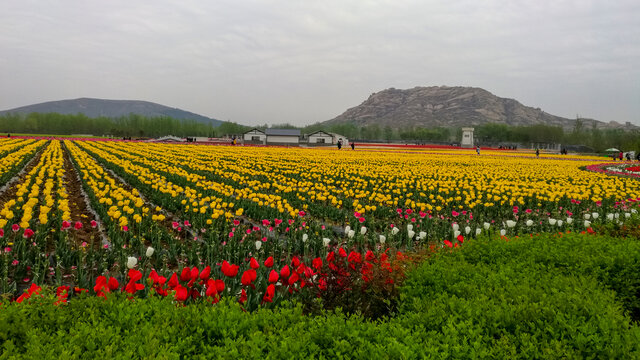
[476,145,480,155]
[337,139,342,150]
[351,142,355,150]
[536,148,540,158]
[619,151,623,161]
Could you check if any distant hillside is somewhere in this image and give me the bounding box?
[323,86,635,131]
[0,98,223,126]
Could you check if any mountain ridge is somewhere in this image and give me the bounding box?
[0,98,223,126]
[322,86,635,130]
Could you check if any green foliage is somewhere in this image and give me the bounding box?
[2,232,640,358]
[401,232,640,357]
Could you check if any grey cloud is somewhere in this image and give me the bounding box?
[0,0,638,125]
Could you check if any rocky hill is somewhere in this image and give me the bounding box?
[0,98,223,126]
[323,86,634,130]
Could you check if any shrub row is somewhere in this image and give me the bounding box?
[1,232,639,358]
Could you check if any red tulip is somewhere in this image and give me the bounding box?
[239,288,247,304]
[338,248,347,257]
[215,279,225,293]
[326,251,335,262]
[107,276,120,291]
[365,250,375,262]
[263,284,275,303]
[190,267,199,281]
[149,270,160,283]
[241,269,257,287]
[264,256,274,268]
[444,240,453,248]
[74,221,83,230]
[55,286,70,305]
[205,279,218,297]
[268,269,279,283]
[347,251,362,263]
[22,228,34,239]
[291,256,301,267]
[200,266,211,280]
[249,257,260,270]
[174,285,189,302]
[280,265,290,279]
[221,261,239,277]
[180,267,191,282]
[456,234,464,243]
[312,257,323,271]
[168,273,179,289]
[288,272,300,286]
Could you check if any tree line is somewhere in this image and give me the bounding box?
[1,112,638,152]
[0,113,250,138]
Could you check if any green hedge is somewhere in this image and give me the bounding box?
[1,232,639,358]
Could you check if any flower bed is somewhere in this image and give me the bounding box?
[1,140,640,308]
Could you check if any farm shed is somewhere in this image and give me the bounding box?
[265,129,300,145]
[243,129,266,144]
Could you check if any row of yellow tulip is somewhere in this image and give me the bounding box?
[74,141,640,223]
[75,141,238,224]
[0,139,45,183]
[0,140,68,231]
[65,140,166,230]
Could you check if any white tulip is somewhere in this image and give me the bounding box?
[557,220,563,227]
[584,220,591,227]
[592,212,599,219]
[360,227,367,235]
[548,218,557,226]
[302,234,308,242]
[526,220,534,227]
[391,227,400,235]
[407,230,415,239]
[500,229,506,236]
[566,217,573,224]
[379,235,386,244]
[344,225,351,234]
[483,222,491,230]
[453,230,461,238]
[347,230,355,238]
[419,231,427,239]
[407,224,413,232]
[464,226,471,234]
[584,213,591,220]
[126,256,137,269]
[506,220,516,228]
[145,246,155,258]
[625,213,631,218]
[255,241,262,250]
[323,238,331,247]
[607,213,614,221]
[452,224,459,232]
[632,209,638,214]
[475,228,481,235]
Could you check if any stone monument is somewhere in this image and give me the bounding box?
[461,127,474,148]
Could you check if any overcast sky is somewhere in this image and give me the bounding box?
[1,0,638,126]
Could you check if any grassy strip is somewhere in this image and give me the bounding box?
[2,232,639,358]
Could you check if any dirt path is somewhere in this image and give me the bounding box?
[61,144,104,248]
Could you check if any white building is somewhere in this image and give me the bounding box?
[329,132,349,145]
[307,130,334,145]
[265,129,300,144]
[243,129,266,143]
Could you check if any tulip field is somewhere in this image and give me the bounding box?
[4,137,640,357]
[1,137,640,309]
